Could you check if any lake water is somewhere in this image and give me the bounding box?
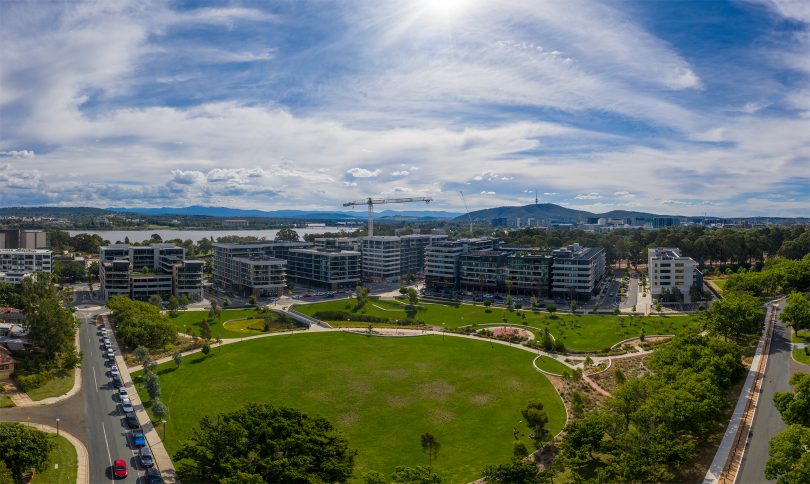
[67,227,349,244]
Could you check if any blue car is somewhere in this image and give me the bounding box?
[131,431,146,447]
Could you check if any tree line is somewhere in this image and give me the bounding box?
[106,296,177,350]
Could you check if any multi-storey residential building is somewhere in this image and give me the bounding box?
[460,249,508,293]
[648,248,703,303]
[0,229,47,250]
[360,234,447,283]
[286,248,361,290]
[0,249,53,284]
[212,241,310,297]
[313,237,360,251]
[551,243,606,300]
[99,244,203,301]
[425,238,499,294]
[457,246,553,297]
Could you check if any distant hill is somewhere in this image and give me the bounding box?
[457,203,676,223]
[0,206,111,217]
[106,205,461,220]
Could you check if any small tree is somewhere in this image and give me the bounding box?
[201,342,211,355]
[390,466,441,484]
[614,368,626,385]
[167,295,179,312]
[172,351,182,368]
[484,300,491,308]
[133,346,151,367]
[0,423,55,480]
[178,294,190,308]
[521,400,549,447]
[223,298,230,308]
[249,295,257,306]
[200,320,212,340]
[512,440,529,459]
[546,304,557,317]
[149,294,162,307]
[216,337,223,352]
[570,299,577,313]
[146,374,162,400]
[421,432,440,468]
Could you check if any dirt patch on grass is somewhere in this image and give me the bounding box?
[589,355,649,394]
[374,367,412,380]
[349,379,373,394]
[414,361,434,372]
[429,408,457,424]
[469,394,493,406]
[418,380,456,401]
[337,410,360,427]
[386,395,414,408]
[212,380,248,392]
[504,378,527,391]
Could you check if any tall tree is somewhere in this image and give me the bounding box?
[702,291,765,340]
[781,292,810,336]
[274,228,300,242]
[0,423,55,480]
[175,403,355,483]
[521,400,549,447]
[19,274,78,361]
[421,432,440,467]
[773,372,810,427]
[765,424,810,483]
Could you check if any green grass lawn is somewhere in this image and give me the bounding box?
[168,308,286,338]
[32,434,77,483]
[133,332,565,483]
[296,299,702,352]
[534,356,571,376]
[793,347,810,366]
[26,371,74,401]
[0,393,14,407]
[713,279,727,289]
[791,329,810,344]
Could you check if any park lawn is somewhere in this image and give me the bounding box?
[26,371,74,401]
[535,356,571,376]
[791,329,810,344]
[32,434,77,483]
[133,332,565,483]
[223,318,303,333]
[296,299,702,352]
[0,393,13,407]
[793,348,810,366]
[168,308,272,338]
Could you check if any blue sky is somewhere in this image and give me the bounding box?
[1,0,808,216]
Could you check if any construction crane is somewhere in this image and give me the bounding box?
[343,197,432,237]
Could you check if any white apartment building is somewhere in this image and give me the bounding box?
[360,234,447,283]
[551,243,606,300]
[286,248,361,290]
[212,242,304,297]
[648,247,702,303]
[0,249,53,284]
[99,244,203,301]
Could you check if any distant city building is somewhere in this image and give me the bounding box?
[99,244,203,301]
[648,248,703,303]
[653,217,681,229]
[491,217,508,228]
[0,248,53,284]
[360,234,447,283]
[314,237,360,252]
[222,219,249,228]
[551,243,606,300]
[286,248,361,290]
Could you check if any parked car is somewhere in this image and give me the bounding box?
[140,447,155,468]
[121,397,134,413]
[110,366,120,378]
[131,430,146,447]
[102,337,111,345]
[118,387,128,399]
[111,375,122,388]
[113,459,128,479]
[125,412,139,429]
[145,467,163,484]
[106,349,115,359]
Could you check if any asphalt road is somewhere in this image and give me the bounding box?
[77,305,148,483]
[737,308,802,483]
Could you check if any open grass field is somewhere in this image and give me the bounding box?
[32,434,77,484]
[534,356,571,376]
[133,332,565,482]
[168,308,292,338]
[296,299,702,352]
[26,371,74,401]
[791,329,810,344]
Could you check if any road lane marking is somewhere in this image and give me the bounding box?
[101,421,114,483]
[93,367,98,391]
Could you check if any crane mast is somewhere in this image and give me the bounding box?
[342,197,432,237]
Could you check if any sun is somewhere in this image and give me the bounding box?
[422,0,474,18]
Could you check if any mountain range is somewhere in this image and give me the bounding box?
[106,205,462,220]
[456,203,673,223]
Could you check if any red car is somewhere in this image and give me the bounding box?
[113,459,128,479]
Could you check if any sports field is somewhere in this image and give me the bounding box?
[295,299,702,352]
[133,332,565,482]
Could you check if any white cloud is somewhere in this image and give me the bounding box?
[347,167,382,178]
[575,192,603,200]
[480,191,496,195]
[391,170,410,176]
[0,150,35,158]
[613,191,635,198]
[543,192,559,196]
[170,169,206,185]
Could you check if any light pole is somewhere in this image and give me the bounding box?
[442,323,445,341]
[56,418,60,436]
[161,419,167,440]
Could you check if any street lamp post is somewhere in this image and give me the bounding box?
[55,418,60,436]
[161,419,167,440]
[442,323,445,341]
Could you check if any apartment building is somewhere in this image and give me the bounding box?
[457,246,553,297]
[0,229,47,250]
[360,234,447,283]
[286,248,361,290]
[313,237,360,251]
[425,238,499,294]
[0,249,53,284]
[212,241,310,297]
[99,244,203,301]
[648,247,703,303]
[551,243,606,300]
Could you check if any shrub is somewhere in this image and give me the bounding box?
[17,371,50,392]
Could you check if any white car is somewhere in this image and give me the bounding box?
[121,398,134,413]
[106,349,115,359]
[102,337,110,344]
[118,387,128,399]
[110,366,120,377]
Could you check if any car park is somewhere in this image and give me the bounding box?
[140,447,155,467]
[145,467,163,484]
[131,430,146,447]
[113,459,128,479]
[125,412,139,428]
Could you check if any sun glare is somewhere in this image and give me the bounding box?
[423,0,472,18]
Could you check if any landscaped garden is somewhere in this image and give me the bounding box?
[133,332,565,482]
[26,371,74,401]
[168,308,301,338]
[295,299,703,352]
[793,347,810,365]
